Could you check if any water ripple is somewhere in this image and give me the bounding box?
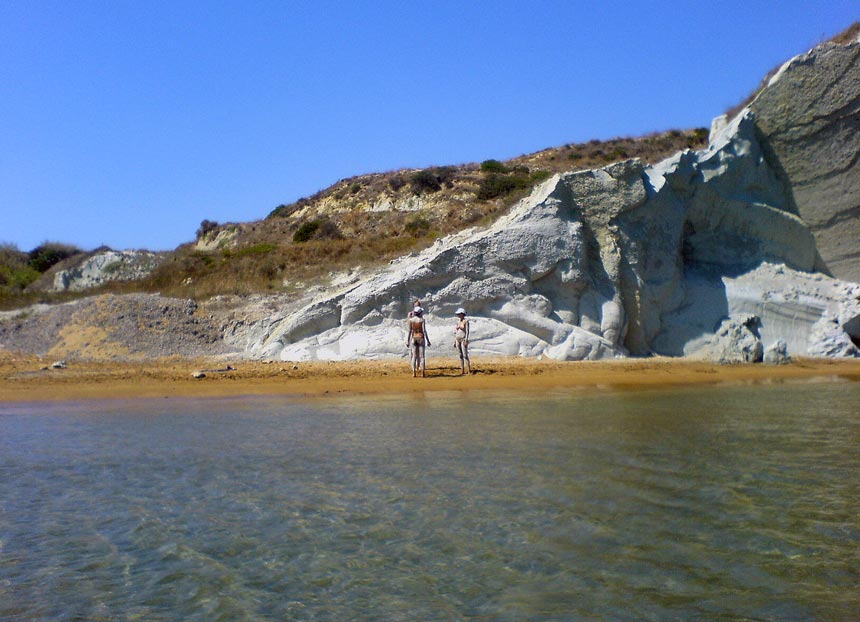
[2,383,859,620]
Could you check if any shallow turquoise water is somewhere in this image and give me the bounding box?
[1,380,859,621]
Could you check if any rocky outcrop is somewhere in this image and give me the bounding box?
[49,250,165,292]
[195,226,240,251]
[747,35,860,281]
[658,261,860,360]
[764,339,791,365]
[220,103,860,362]
[688,314,765,364]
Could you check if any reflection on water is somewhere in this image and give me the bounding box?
[1,381,859,621]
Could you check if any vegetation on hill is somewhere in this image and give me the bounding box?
[0,242,82,308]
[1,128,707,309]
[828,21,860,45]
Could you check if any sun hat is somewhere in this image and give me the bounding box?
[455,307,466,315]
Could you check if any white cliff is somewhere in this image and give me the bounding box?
[222,106,860,362]
[749,34,860,281]
[50,250,165,292]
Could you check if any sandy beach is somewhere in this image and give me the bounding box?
[2,349,860,403]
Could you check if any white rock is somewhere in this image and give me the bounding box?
[764,340,791,365]
[224,105,860,363]
[51,250,164,292]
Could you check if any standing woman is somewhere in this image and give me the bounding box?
[453,308,471,375]
[406,306,431,377]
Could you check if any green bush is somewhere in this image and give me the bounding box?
[293,218,342,243]
[269,204,291,218]
[476,167,551,201]
[268,198,308,219]
[191,251,215,266]
[693,127,709,141]
[477,174,524,200]
[480,159,508,174]
[0,265,40,291]
[101,261,123,275]
[409,167,457,195]
[293,221,321,242]
[410,170,442,194]
[27,243,81,273]
[530,170,553,183]
[607,147,629,161]
[435,166,457,188]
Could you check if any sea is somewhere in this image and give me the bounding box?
[1,379,859,621]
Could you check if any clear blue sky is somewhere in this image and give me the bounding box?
[2,1,856,252]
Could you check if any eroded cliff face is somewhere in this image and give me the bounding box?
[48,250,165,292]
[748,37,860,281]
[231,35,860,363]
[224,107,859,362]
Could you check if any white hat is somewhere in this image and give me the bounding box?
[455,307,466,315]
[413,306,424,314]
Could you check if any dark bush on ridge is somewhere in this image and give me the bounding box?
[196,220,219,239]
[27,243,81,273]
[480,159,508,173]
[410,167,457,195]
[477,174,527,200]
[410,170,441,194]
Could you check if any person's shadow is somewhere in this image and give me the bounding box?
[422,365,492,378]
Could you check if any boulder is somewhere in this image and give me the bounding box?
[764,340,791,365]
[689,315,764,364]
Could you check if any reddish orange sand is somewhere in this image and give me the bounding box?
[2,350,859,402]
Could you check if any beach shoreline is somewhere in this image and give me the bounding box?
[2,350,860,403]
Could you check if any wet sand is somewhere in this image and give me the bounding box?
[2,350,860,403]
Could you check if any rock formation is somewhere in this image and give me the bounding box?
[747,34,860,281]
[222,104,860,362]
[48,250,165,292]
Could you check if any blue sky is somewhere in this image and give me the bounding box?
[2,1,856,252]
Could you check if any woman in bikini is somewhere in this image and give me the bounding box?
[453,307,471,375]
[406,305,431,377]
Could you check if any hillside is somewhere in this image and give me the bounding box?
[0,129,706,309]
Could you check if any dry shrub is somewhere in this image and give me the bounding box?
[828,22,859,45]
